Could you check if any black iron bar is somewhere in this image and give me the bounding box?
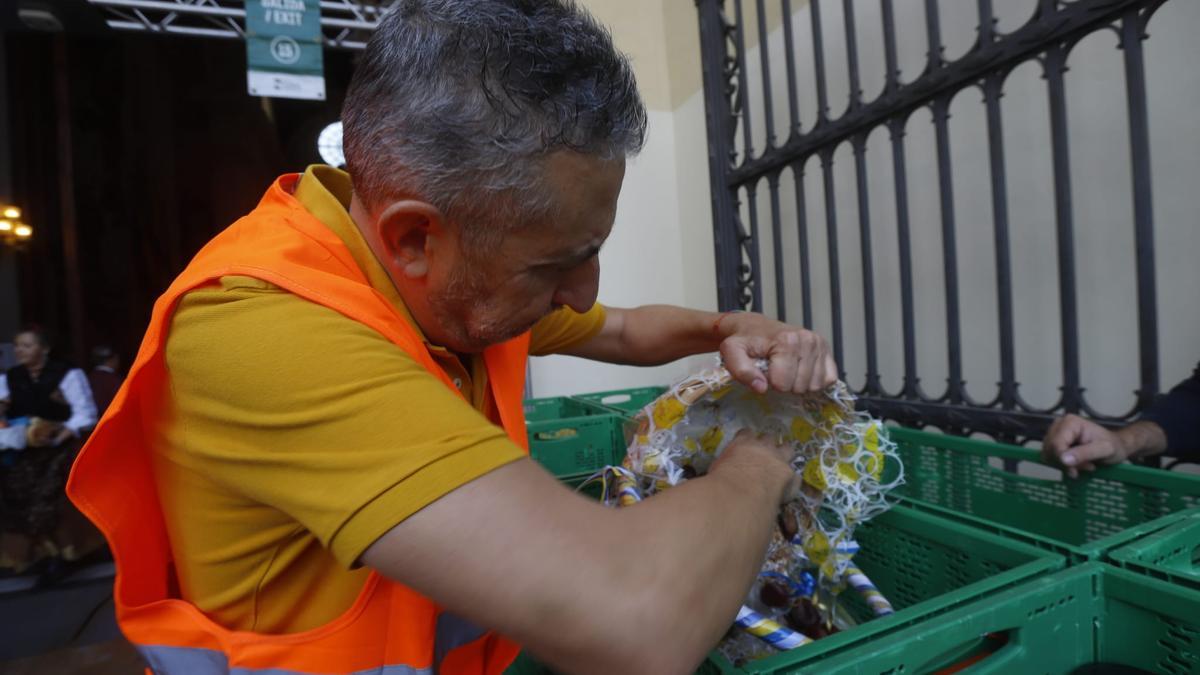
[1044,45,1081,414]
[976,0,995,47]
[695,0,744,310]
[932,95,963,404]
[923,0,944,73]
[881,0,900,95]
[791,160,815,328]
[852,133,881,396]
[781,0,801,135]
[810,0,831,123]
[889,116,920,400]
[820,149,845,374]
[755,0,777,147]
[974,0,993,47]
[744,181,765,312]
[983,71,1017,411]
[1121,8,1160,410]
[767,171,787,320]
[843,0,863,112]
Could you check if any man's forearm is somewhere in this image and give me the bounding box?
[363,448,792,675]
[596,456,788,673]
[1117,420,1168,461]
[581,305,723,365]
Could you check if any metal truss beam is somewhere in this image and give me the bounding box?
[88,0,396,50]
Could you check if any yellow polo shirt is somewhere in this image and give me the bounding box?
[151,165,606,634]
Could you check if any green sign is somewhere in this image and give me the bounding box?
[245,0,325,100]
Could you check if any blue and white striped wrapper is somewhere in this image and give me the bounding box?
[612,469,643,507]
[844,565,894,616]
[734,605,813,650]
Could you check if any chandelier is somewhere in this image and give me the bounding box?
[0,205,32,247]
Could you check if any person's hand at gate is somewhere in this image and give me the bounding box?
[1043,363,1199,477]
[567,306,838,395]
[1041,414,1167,478]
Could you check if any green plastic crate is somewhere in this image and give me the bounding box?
[573,386,668,417]
[522,395,628,480]
[507,505,1061,675]
[527,418,626,481]
[891,427,1200,561]
[522,396,611,423]
[1109,507,1200,591]
[807,562,1200,675]
[700,504,1063,674]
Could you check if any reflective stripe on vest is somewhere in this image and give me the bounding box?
[139,644,430,675]
[139,612,488,674]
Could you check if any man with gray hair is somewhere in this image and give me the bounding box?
[69,2,837,674]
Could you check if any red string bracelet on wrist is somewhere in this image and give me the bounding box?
[712,310,742,336]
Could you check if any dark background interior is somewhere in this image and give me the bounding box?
[2,1,356,366]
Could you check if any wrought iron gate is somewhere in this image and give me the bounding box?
[695,0,1172,440]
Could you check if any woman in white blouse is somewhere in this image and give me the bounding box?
[0,327,97,575]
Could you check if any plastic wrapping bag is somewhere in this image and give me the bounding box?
[587,361,904,661]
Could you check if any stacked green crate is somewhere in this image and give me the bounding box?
[808,563,1200,674]
[507,505,1061,675]
[523,396,628,486]
[1109,507,1200,591]
[510,422,1200,674]
[890,427,1200,561]
[699,505,1062,674]
[573,386,667,418]
[523,396,611,424]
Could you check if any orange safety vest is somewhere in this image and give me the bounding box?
[67,174,529,675]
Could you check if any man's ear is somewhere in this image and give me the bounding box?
[375,200,445,279]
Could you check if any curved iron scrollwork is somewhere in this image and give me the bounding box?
[695,0,1172,440]
[698,0,762,311]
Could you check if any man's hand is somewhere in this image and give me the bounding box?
[1041,414,1166,478]
[568,305,839,394]
[711,429,797,505]
[567,306,838,393]
[719,313,837,395]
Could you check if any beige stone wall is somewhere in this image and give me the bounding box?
[579,0,673,111]
[581,0,807,113]
[531,0,718,396]
[532,0,814,396]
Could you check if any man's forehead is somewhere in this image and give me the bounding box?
[517,152,624,261]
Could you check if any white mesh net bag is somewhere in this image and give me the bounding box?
[586,360,904,663]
